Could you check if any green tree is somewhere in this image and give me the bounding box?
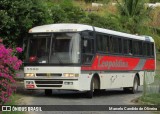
[0,0,52,47]
[80,13,125,32]
[149,0,160,3]
[84,0,96,3]
[115,0,152,34]
[84,0,110,3]
[115,0,160,50]
[51,0,86,23]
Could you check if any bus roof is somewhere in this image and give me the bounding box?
[29,23,93,33]
[29,23,154,42]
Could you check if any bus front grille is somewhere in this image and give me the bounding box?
[35,81,63,88]
[36,73,62,77]
[36,85,62,87]
[35,81,63,84]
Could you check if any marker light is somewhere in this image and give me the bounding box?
[25,73,35,77]
[63,73,79,77]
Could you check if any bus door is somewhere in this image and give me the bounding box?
[81,31,95,65]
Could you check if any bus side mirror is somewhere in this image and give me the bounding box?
[83,40,88,47]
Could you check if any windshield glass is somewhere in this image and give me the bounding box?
[51,33,80,64]
[28,34,51,63]
[26,33,80,64]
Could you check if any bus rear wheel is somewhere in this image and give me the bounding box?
[45,89,52,96]
[123,76,139,94]
[131,76,139,94]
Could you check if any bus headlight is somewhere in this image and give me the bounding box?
[63,73,79,77]
[25,73,35,77]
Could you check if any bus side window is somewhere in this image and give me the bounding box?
[109,37,114,53]
[147,43,151,56]
[143,42,147,56]
[123,39,128,54]
[96,34,102,52]
[151,43,154,57]
[128,40,133,55]
[103,35,109,53]
[123,39,133,55]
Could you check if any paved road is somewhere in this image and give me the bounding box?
[15,70,155,114]
[15,81,154,114]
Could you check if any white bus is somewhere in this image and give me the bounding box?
[24,23,156,98]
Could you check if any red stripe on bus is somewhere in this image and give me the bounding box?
[142,59,155,70]
[81,55,155,71]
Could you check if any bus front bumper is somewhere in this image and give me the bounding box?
[24,79,81,91]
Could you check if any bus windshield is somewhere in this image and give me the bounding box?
[26,33,81,64]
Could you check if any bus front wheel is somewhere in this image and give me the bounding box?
[45,89,52,96]
[86,78,95,98]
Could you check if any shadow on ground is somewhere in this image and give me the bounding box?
[15,82,142,99]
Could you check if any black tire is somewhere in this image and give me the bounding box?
[86,78,95,98]
[123,76,139,94]
[123,87,130,93]
[131,76,139,94]
[45,89,52,96]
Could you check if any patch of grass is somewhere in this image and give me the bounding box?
[2,94,25,114]
[156,53,160,71]
[139,93,160,105]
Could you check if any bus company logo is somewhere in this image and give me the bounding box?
[98,57,128,69]
[27,68,39,71]
[2,106,11,111]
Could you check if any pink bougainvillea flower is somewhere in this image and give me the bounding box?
[0,41,22,104]
[16,47,23,53]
